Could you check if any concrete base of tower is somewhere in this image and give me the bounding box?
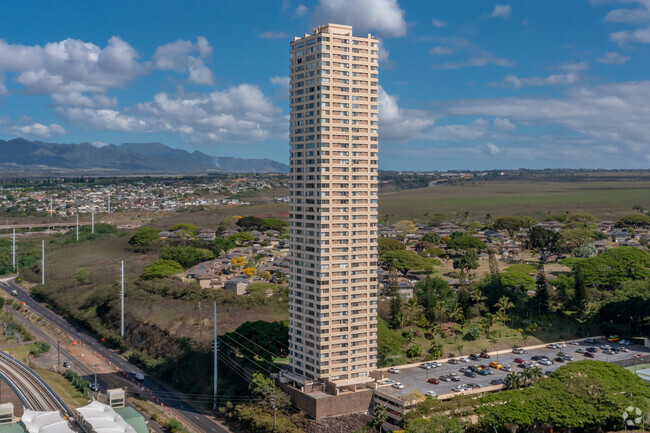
[278,373,377,419]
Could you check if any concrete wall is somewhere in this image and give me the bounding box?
[280,383,374,419]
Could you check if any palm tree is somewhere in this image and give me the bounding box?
[494,296,515,337]
[504,372,521,390]
[529,366,544,384]
[470,288,486,318]
[434,299,448,322]
[521,368,534,387]
[456,344,464,356]
[404,298,423,331]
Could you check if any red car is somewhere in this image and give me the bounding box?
[514,357,526,364]
[427,378,440,384]
[480,364,490,370]
[584,352,596,358]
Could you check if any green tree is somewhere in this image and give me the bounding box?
[526,226,561,263]
[381,250,440,276]
[573,242,597,258]
[420,232,442,245]
[228,231,254,245]
[161,246,214,268]
[394,220,417,242]
[616,214,650,228]
[236,216,265,231]
[141,259,184,279]
[378,237,405,255]
[452,249,479,276]
[128,227,159,248]
[403,416,466,433]
[73,267,92,285]
[386,268,402,329]
[535,266,549,315]
[446,234,487,251]
[573,264,587,311]
[492,216,528,233]
[262,217,288,231]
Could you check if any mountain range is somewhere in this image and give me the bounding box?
[0,138,288,174]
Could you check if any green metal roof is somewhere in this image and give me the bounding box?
[0,423,27,433]
[114,407,148,433]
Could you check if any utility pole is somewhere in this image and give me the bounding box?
[76,214,79,241]
[12,229,15,271]
[92,362,100,387]
[57,340,60,367]
[121,261,125,337]
[213,301,217,410]
[107,192,111,214]
[41,240,45,285]
[91,208,95,234]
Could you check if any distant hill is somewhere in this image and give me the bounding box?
[0,138,288,174]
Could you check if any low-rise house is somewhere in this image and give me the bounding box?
[225,278,249,295]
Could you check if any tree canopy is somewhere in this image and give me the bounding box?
[161,246,214,268]
[381,250,440,276]
[141,259,184,279]
[128,227,159,248]
[378,237,406,255]
[446,234,487,251]
[561,247,650,288]
[616,214,650,227]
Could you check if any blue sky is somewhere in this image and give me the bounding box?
[1,0,649,170]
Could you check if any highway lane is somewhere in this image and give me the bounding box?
[1,279,230,433]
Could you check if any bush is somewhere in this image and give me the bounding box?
[142,259,184,279]
[29,341,51,357]
[406,344,422,358]
[128,227,159,249]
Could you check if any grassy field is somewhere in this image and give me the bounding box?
[379,179,650,223]
[35,368,90,408]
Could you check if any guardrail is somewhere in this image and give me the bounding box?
[0,350,74,418]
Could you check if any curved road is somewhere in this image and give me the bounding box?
[1,279,230,433]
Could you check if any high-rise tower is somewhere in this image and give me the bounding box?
[288,24,379,386]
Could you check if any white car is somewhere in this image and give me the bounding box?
[558,342,567,348]
[431,361,442,368]
[419,363,432,369]
[392,382,404,389]
[619,340,631,346]
[539,358,553,366]
[452,384,469,392]
[135,373,145,381]
[459,357,470,363]
[425,390,437,397]
[547,343,558,349]
[388,367,400,374]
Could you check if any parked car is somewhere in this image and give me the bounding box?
[62,361,70,368]
[584,338,599,344]
[514,357,526,364]
[392,382,404,389]
[469,365,480,372]
[500,364,513,372]
[448,358,459,364]
[563,355,574,361]
[480,352,491,359]
[575,348,586,353]
[569,341,580,346]
[586,347,598,353]
[531,355,544,361]
[135,373,145,381]
[459,357,471,363]
[459,367,471,374]
[452,384,469,392]
[489,362,502,369]
[619,347,630,353]
[517,363,527,369]
[448,373,461,382]
[420,363,432,369]
[547,343,559,349]
[464,371,477,378]
[425,390,437,397]
[584,352,596,358]
[619,340,631,346]
[554,357,565,363]
[477,369,493,376]
[557,342,567,348]
[89,383,99,392]
[539,358,553,366]
[490,378,506,385]
[469,354,481,361]
[439,375,452,382]
[427,378,440,384]
[388,367,400,374]
[468,383,482,389]
[512,348,527,354]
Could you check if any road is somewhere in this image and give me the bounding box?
[0,222,92,230]
[1,279,230,433]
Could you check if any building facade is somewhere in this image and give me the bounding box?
[288,23,380,387]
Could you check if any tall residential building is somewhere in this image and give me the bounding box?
[288,23,380,387]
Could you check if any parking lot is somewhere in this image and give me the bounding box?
[377,338,649,399]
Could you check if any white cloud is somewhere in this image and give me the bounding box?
[430,46,453,55]
[0,37,141,95]
[486,143,501,154]
[7,122,65,139]
[495,72,580,88]
[491,4,512,18]
[58,84,287,144]
[312,0,407,37]
[152,37,214,85]
[557,61,589,72]
[447,80,650,162]
[597,51,630,64]
[611,25,650,44]
[295,4,308,17]
[270,75,290,98]
[259,31,290,39]
[493,117,515,130]
[51,92,117,108]
[432,19,448,28]
[429,38,513,69]
[604,6,650,23]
